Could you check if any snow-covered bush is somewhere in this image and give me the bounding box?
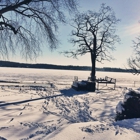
[115,89,140,121]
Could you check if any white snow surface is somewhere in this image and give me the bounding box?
[0,67,139,140]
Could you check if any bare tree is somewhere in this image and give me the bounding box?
[63,4,120,90]
[0,0,78,59]
[128,37,140,75]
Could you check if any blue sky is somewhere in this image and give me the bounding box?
[11,0,140,68]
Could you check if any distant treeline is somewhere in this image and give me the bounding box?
[0,60,131,73]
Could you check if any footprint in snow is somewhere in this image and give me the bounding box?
[0,136,7,140]
[19,112,22,115]
[115,125,121,135]
[8,118,14,123]
[115,130,119,135]
[22,106,26,110]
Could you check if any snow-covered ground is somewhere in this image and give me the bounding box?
[0,67,139,140]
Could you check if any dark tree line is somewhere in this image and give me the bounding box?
[0,60,131,72]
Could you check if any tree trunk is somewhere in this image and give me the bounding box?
[91,53,96,81]
[90,53,96,92]
[90,35,96,91]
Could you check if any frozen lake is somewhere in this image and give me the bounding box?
[0,67,139,87]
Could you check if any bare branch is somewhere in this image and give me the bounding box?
[0,0,78,59]
[63,3,120,61]
[128,36,140,75]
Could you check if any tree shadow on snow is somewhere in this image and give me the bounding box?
[60,88,88,97]
[0,88,88,107]
[0,95,61,107]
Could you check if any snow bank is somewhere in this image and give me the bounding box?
[116,101,124,114]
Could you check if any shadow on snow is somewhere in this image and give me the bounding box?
[0,88,88,107]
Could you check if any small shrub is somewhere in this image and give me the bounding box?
[115,89,140,121]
